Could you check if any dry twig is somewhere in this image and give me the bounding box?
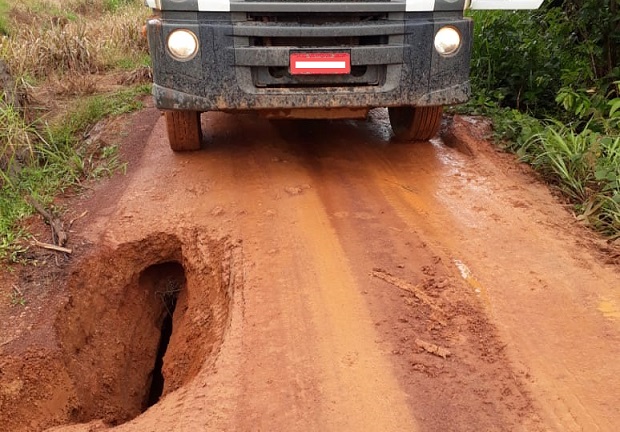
[69,210,89,229]
[25,196,68,246]
[31,238,72,254]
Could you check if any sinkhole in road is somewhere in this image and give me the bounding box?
[49,232,237,428]
[142,261,186,409]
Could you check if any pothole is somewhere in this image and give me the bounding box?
[141,261,186,409]
[0,231,239,431]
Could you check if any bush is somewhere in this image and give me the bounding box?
[468,1,620,238]
[470,1,618,117]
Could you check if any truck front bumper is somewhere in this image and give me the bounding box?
[147,11,472,112]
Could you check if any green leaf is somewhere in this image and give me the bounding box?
[609,99,620,118]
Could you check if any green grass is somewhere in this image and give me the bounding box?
[0,0,152,264]
[520,123,620,237]
[0,103,34,185]
[0,1,8,36]
[459,102,620,239]
[104,0,135,13]
[113,53,151,71]
[0,0,151,263]
[49,84,149,145]
[0,84,150,261]
[9,287,26,306]
[28,1,77,21]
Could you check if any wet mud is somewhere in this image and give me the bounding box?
[0,109,619,432]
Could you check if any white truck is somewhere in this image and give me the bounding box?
[144,0,543,150]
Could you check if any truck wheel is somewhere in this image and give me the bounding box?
[388,106,443,141]
[164,111,202,151]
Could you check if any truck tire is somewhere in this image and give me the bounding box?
[164,111,202,151]
[388,106,443,141]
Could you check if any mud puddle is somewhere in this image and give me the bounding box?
[0,230,240,432]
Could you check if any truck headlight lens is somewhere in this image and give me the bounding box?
[167,29,198,61]
[434,26,461,56]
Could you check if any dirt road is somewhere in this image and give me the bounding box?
[1,108,619,432]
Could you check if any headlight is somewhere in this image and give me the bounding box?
[434,26,461,56]
[167,29,199,61]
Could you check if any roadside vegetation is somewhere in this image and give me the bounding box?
[465,0,620,239]
[1,0,617,263]
[0,0,150,261]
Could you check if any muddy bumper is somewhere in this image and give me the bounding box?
[147,12,472,112]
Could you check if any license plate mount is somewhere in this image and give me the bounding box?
[290,52,351,75]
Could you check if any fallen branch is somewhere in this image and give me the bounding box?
[69,210,89,229]
[371,268,447,323]
[25,196,68,246]
[31,238,72,254]
[415,339,452,359]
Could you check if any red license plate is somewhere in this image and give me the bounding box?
[290,52,351,75]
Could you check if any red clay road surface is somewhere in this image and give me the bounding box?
[1,108,619,432]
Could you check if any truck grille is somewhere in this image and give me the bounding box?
[246,12,389,22]
[234,12,403,88]
[247,13,388,47]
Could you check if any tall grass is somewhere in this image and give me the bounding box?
[0,103,34,184]
[0,0,9,35]
[0,0,148,78]
[486,104,620,239]
[0,0,151,261]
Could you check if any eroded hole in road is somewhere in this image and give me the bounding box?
[141,261,186,409]
[45,232,238,428]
